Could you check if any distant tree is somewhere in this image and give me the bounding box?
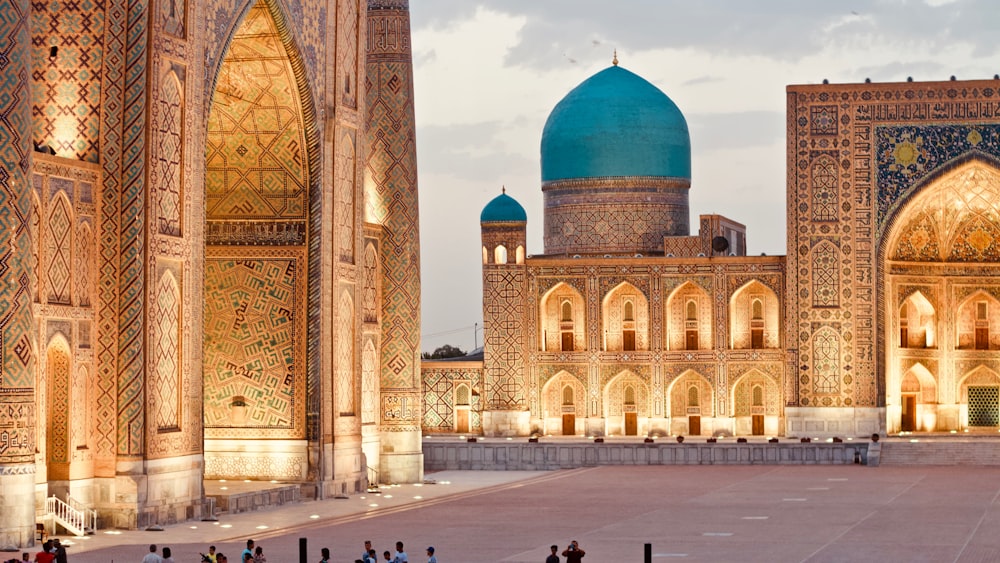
[421,344,467,359]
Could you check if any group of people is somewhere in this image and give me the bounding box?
[196,539,267,562]
[546,540,586,563]
[341,539,436,563]
[20,539,68,563]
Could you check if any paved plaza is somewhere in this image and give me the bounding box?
[36,465,1000,562]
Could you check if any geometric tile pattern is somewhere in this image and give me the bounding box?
[421,365,482,433]
[538,283,585,352]
[335,129,356,263]
[603,371,648,417]
[733,370,780,416]
[203,250,305,438]
[46,341,70,464]
[153,67,183,237]
[30,0,105,161]
[75,221,93,306]
[811,156,838,222]
[810,241,839,308]
[543,177,690,255]
[362,242,378,323]
[482,268,526,409]
[158,0,185,38]
[361,338,377,424]
[812,328,840,395]
[45,193,72,304]
[205,3,309,224]
[602,283,648,351]
[336,290,355,414]
[336,0,357,109]
[890,162,1000,262]
[0,0,35,412]
[365,4,421,404]
[151,269,180,430]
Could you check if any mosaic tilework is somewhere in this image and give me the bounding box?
[75,221,93,306]
[602,371,649,417]
[158,0,185,38]
[336,129,356,263]
[733,371,780,416]
[365,3,421,400]
[30,0,105,161]
[361,338,378,424]
[205,2,309,224]
[483,268,526,409]
[0,0,36,425]
[811,156,838,222]
[362,242,378,322]
[890,162,1000,262]
[46,342,70,464]
[543,177,690,255]
[151,268,180,430]
[203,250,306,438]
[45,194,73,304]
[538,282,586,352]
[336,291,355,414]
[421,366,483,432]
[337,0,358,108]
[153,66,184,237]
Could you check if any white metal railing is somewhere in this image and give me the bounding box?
[44,495,95,537]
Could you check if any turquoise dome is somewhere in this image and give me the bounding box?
[480,192,527,223]
[540,65,690,182]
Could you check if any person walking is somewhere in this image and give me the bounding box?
[425,546,437,563]
[241,540,254,563]
[161,547,175,563]
[393,542,408,562]
[545,544,560,563]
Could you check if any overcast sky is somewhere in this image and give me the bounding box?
[410,0,1000,354]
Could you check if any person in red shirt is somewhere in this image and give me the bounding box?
[33,541,55,563]
[561,540,585,563]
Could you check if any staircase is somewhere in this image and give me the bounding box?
[41,495,97,537]
[880,438,1000,465]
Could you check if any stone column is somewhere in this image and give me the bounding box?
[0,0,37,547]
[364,0,422,483]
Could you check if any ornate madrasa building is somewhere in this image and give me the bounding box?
[4,0,1000,547]
[421,61,1000,448]
[0,0,426,545]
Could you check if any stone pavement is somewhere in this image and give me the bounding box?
[32,465,1000,562]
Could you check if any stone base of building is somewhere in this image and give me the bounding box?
[205,439,309,481]
[107,454,204,529]
[0,464,36,549]
[784,407,885,438]
[379,430,423,484]
[482,410,531,436]
[319,438,366,498]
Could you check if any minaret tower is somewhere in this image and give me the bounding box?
[0,0,36,545]
[364,0,423,482]
[480,189,530,435]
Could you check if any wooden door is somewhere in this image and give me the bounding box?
[686,330,698,350]
[751,414,764,435]
[901,394,917,431]
[561,332,575,351]
[976,328,989,350]
[455,407,469,433]
[751,329,763,349]
[688,415,701,436]
[624,412,637,436]
[623,330,636,351]
[562,414,575,436]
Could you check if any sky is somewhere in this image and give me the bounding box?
[410,0,1000,354]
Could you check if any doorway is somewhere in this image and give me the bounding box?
[688,415,701,436]
[901,394,917,431]
[624,412,637,436]
[751,414,764,435]
[562,413,576,436]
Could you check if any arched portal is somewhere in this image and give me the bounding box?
[541,371,585,436]
[603,371,649,436]
[667,371,714,436]
[885,158,1000,432]
[202,0,318,479]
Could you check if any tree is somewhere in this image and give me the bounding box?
[421,344,466,359]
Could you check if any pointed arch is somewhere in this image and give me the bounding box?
[45,335,72,478]
[151,269,182,431]
[603,370,650,417]
[731,369,780,417]
[900,362,937,404]
[602,282,648,351]
[729,279,780,349]
[154,68,184,237]
[956,290,1000,350]
[665,281,711,351]
[812,327,841,395]
[75,220,93,307]
[667,370,714,419]
[361,338,378,425]
[898,291,936,348]
[541,370,586,434]
[539,282,586,352]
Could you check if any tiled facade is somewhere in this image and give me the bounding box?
[0,0,422,543]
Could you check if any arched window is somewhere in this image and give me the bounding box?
[455,384,470,406]
[494,245,508,265]
[624,301,634,322]
[752,299,763,320]
[752,385,763,407]
[482,246,488,265]
[561,301,572,322]
[624,385,635,405]
[686,301,697,320]
[688,385,699,407]
[562,385,574,405]
[515,245,525,264]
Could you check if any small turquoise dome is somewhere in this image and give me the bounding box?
[480,191,527,223]
[541,65,690,182]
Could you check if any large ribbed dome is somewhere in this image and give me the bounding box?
[540,65,690,182]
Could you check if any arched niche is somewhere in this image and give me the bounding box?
[665,281,711,351]
[539,282,586,352]
[602,282,649,352]
[729,279,780,350]
[898,291,936,349]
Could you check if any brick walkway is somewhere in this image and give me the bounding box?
[46,465,1000,562]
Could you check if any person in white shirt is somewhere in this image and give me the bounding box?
[142,544,163,563]
[393,542,408,563]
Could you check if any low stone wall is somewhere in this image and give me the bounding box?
[424,440,871,471]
